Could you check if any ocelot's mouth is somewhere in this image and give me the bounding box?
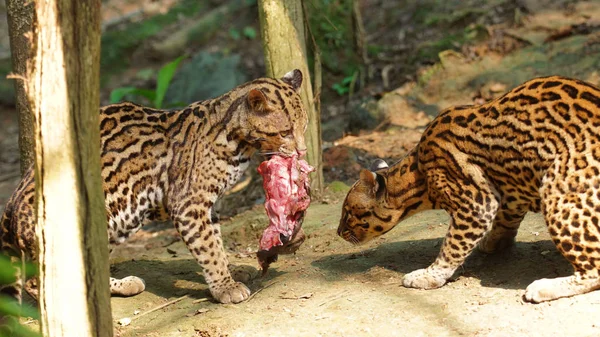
[260,151,295,160]
[279,148,297,157]
[258,147,297,160]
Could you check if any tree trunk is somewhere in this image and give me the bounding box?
[25,0,112,336]
[5,0,35,176]
[257,0,324,196]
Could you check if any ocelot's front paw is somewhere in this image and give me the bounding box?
[402,268,448,289]
[211,281,251,304]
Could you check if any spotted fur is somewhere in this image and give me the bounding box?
[338,76,600,303]
[1,69,308,304]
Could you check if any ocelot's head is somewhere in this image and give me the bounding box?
[337,160,395,244]
[243,69,308,158]
[337,156,426,244]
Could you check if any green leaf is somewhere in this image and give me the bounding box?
[0,255,37,283]
[154,56,185,109]
[242,26,257,40]
[0,256,16,284]
[0,296,39,320]
[332,83,348,96]
[229,28,241,41]
[109,87,136,104]
[109,87,156,104]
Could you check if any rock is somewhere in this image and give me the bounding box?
[164,51,247,107]
[347,98,382,133]
[334,128,422,160]
[478,81,508,101]
[322,145,362,183]
[586,71,600,87]
[377,90,431,129]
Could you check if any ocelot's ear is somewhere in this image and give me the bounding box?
[247,89,270,113]
[370,159,389,171]
[359,169,385,198]
[281,69,303,92]
[360,169,379,198]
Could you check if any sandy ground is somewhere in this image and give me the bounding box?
[105,193,600,337]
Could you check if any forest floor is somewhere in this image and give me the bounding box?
[1,0,600,336]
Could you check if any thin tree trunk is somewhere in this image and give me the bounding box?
[5,0,35,176]
[25,0,112,336]
[257,0,324,196]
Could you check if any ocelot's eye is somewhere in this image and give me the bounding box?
[279,130,292,138]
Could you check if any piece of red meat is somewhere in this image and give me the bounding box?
[256,154,314,273]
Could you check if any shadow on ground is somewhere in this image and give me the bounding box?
[312,238,571,292]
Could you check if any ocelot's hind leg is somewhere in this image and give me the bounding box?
[524,176,600,303]
[106,246,146,297]
[10,261,147,299]
[478,208,527,254]
[24,278,38,300]
[110,276,146,297]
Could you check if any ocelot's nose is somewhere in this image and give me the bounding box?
[297,148,307,157]
[279,233,290,244]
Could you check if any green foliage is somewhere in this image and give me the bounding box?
[242,27,257,40]
[331,73,356,96]
[155,56,185,109]
[0,257,36,285]
[100,0,206,84]
[229,26,258,41]
[0,255,41,337]
[306,0,359,76]
[309,0,351,48]
[109,56,185,109]
[229,28,242,41]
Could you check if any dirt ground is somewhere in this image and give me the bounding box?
[1,1,600,336]
[102,199,600,337]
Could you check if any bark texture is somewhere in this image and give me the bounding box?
[25,0,112,336]
[258,0,324,196]
[5,0,35,175]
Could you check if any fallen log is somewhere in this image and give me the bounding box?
[148,0,256,59]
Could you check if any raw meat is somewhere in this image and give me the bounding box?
[256,154,314,274]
